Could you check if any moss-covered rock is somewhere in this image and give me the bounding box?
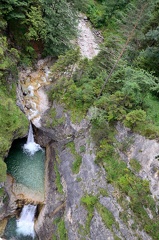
[0,88,29,182]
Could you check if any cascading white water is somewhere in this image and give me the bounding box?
[16,204,37,238]
[27,123,34,143]
[23,123,42,155]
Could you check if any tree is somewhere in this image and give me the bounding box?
[121,67,157,105]
[40,0,78,56]
[25,6,46,41]
[124,109,146,128]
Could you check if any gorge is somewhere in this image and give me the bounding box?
[1,1,159,240]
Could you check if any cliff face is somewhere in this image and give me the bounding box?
[33,101,159,240]
[1,15,159,240]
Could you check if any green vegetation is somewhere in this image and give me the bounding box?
[79,145,86,153]
[0,0,87,59]
[96,202,119,230]
[0,158,7,183]
[76,177,82,182]
[0,79,28,182]
[0,89,28,157]
[129,159,142,173]
[80,194,120,237]
[48,0,159,140]
[98,188,108,197]
[66,142,82,174]
[54,161,63,194]
[53,217,68,240]
[1,0,159,238]
[80,194,98,236]
[95,131,159,239]
[0,187,5,198]
[46,108,65,128]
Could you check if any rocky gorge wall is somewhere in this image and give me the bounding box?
[33,101,158,240]
[1,15,159,240]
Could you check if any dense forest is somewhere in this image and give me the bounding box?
[1,0,159,239]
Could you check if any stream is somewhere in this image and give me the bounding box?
[2,16,100,240]
[4,124,45,239]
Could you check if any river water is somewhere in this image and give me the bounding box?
[4,134,45,239]
[5,138,45,193]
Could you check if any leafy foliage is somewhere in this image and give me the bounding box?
[0,0,87,58]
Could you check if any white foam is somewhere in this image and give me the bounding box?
[16,205,36,238]
[23,142,42,156]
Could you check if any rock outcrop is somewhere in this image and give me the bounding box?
[33,102,156,240]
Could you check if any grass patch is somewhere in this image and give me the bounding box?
[98,188,108,197]
[47,107,65,128]
[80,193,120,237]
[96,202,119,230]
[0,187,5,198]
[76,177,82,182]
[129,158,142,173]
[54,161,63,194]
[79,145,86,153]
[66,142,82,174]
[146,94,159,126]
[80,194,98,236]
[53,217,68,240]
[0,158,7,182]
[95,136,159,239]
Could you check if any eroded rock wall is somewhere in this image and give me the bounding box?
[34,102,157,240]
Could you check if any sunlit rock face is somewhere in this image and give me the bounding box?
[77,15,99,59]
[17,16,100,129]
[18,58,53,128]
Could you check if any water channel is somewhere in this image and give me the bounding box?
[4,124,45,239]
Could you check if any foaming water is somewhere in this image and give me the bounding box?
[4,124,44,239]
[23,123,42,155]
[16,205,36,238]
[23,142,42,156]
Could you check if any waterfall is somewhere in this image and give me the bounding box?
[23,123,42,155]
[16,204,36,238]
[27,123,34,144]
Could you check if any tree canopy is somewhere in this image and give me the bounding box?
[0,0,86,57]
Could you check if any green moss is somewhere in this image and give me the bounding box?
[129,159,142,173]
[0,187,5,198]
[76,177,82,182]
[79,145,86,153]
[0,158,7,182]
[81,194,98,207]
[72,155,82,174]
[96,202,119,230]
[98,188,108,197]
[53,217,68,240]
[0,86,28,182]
[95,135,159,239]
[80,194,120,237]
[54,162,63,194]
[66,142,82,174]
[80,194,98,236]
[47,107,65,128]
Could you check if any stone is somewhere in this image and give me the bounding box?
[0,219,7,237]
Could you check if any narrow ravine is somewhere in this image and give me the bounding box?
[18,16,100,129]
